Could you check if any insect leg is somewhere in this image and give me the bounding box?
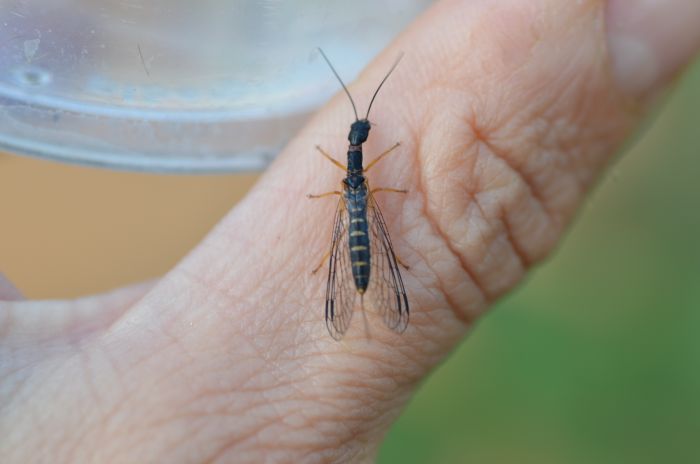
[307,191,342,199]
[395,255,410,270]
[311,248,332,274]
[365,142,401,172]
[371,187,408,194]
[315,145,347,171]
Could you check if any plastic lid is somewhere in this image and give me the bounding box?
[0,0,430,172]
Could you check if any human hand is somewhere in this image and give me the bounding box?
[2,0,699,462]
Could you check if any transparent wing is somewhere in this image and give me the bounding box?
[325,196,356,340]
[366,193,409,333]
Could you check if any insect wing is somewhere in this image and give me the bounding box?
[366,193,409,332]
[325,196,356,339]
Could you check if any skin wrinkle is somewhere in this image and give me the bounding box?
[204,396,362,464]
[147,416,222,464]
[312,352,404,397]
[98,342,127,398]
[110,398,257,461]
[293,408,363,453]
[513,89,590,217]
[470,143,531,271]
[202,416,280,464]
[253,324,334,405]
[0,345,42,389]
[116,411,245,462]
[60,350,128,464]
[409,3,625,307]
[293,411,376,447]
[550,75,603,190]
[499,206,530,268]
[416,129,489,312]
[420,84,538,286]
[233,370,299,436]
[156,271,312,382]
[75,365,151,456]
[198,414,276,462]
[376,210,459,349]
[117,302,360,461]
[2,345,66,405]
[1,358,72,460]
[181,193,304,305]
[124,317,192,375]
[51,350,126,463]
[81,332,199,443]
[461,180,526,299]
[476,139,552,268]
[0,364,32,420]
[422,108,576,304]
[109,365,200,435]
[328,359,403,395]
[186,209,328,351]
[63,399,111,464]
[177,256,257,321]
[404,227,477,330]
[166,405,281,457]
[256,351,413,461]
[478,135,552,223]
[420,109,527,304]
[517,83,624,211]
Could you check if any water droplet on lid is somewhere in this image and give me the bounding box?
[12,66,52,87]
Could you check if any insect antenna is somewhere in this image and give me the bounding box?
[365,52,404,119]
[318,47,359,121]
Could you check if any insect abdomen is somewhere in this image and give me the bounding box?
[346,189,370,293]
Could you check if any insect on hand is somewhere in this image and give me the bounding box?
[308,48,409,340]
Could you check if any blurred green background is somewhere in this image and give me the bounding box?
[379,61,700,463]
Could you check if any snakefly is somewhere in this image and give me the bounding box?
[308,48,409,340]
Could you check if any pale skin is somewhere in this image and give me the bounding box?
[1,0,699,462]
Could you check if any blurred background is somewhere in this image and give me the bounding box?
[1,43,699,464]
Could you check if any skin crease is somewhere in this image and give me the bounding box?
[0,0,698,462]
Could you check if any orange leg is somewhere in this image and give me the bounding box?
[307,191,342,199]
[371,187,408,195]
[396,255,410,270]
[311,248,332,274]
[316,145,346,171]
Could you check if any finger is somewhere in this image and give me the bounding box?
[0,280,154,347]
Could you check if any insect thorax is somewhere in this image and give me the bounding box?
[346,147,363,175]
[344,174,365,190]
